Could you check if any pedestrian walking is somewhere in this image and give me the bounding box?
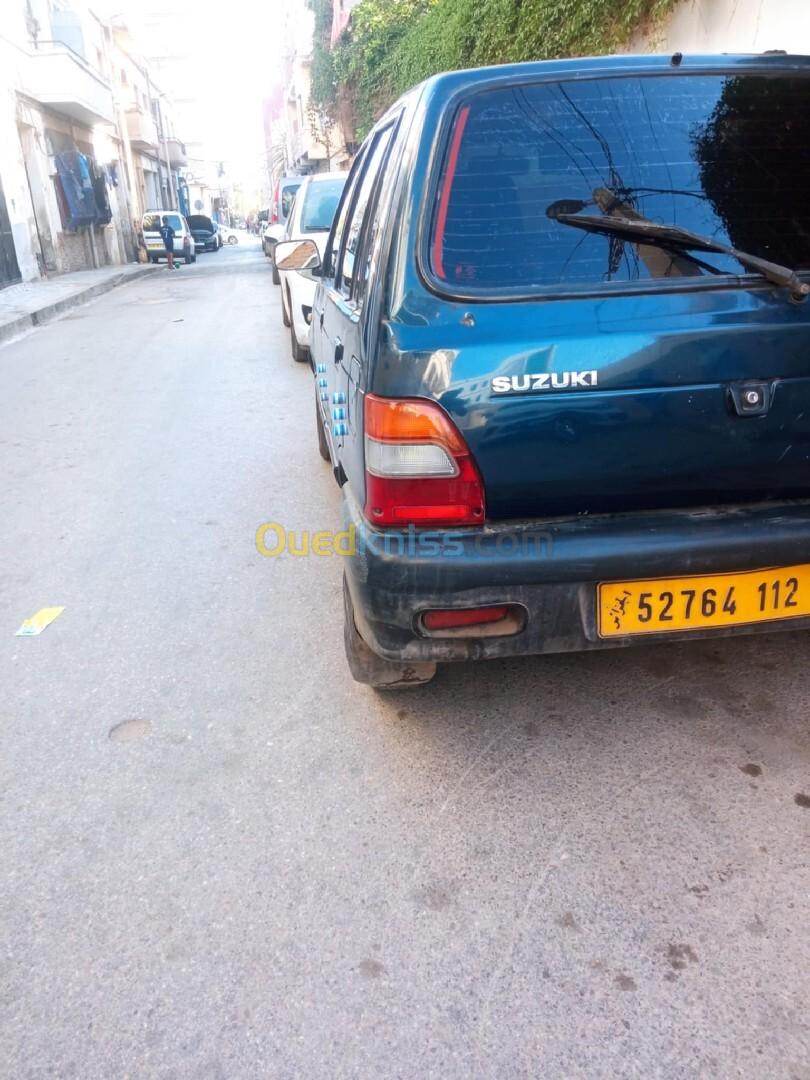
[159,215,177,270]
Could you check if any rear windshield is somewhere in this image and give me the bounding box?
[300,178,345,232]
[143,213,183,232]
[430,74,810,292]
[280,182,302,220]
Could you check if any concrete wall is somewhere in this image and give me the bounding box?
[634,0,810,54]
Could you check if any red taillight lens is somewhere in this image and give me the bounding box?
[423,606,509,630]
[364,395,485,527]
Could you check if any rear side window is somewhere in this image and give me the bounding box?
[300,178,345,232]
[429,74,810,292]
[338,126,395,296]
[143,213,183,232]
[324,153,366,280]
[280,183,301,220]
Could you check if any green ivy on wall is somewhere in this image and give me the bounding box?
[309,0,676,141]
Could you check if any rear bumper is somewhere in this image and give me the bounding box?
[289,275,316,343]
[342,492,810,662]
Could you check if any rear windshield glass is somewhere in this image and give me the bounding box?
[280,182,302,220]
[143,213,183,232]
[300,178,345,232]
[430,74,810,291]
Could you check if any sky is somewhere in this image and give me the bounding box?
[95,0,288,190]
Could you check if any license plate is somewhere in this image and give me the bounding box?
[146,241,162,249]
[598,563,810,638]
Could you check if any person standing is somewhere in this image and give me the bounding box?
[159,215,177,270]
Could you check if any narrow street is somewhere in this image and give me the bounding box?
[1,240,808,1079]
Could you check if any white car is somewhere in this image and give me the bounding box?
[278,172,347,362]
[141,210,196,264]
[218,225,240,245]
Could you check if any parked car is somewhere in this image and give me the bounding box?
[274,53,810,689]
[187,214,221,253]
[263,176,303,282]
[219,225,240,245]
[141,211,196,264]
[278,173,347,362]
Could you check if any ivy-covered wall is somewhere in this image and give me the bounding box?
[310,0,676,141]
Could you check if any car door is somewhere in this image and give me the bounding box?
[315,123,399,473]
[312,149,368,460]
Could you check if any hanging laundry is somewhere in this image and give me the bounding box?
[54,150,99,228]
[91,161,112,226]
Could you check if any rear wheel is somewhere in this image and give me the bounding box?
[228,235,238,245]
[184,250,193,265]
[149,255,158,264]
[316,390,330,461]
[343,576,436,689]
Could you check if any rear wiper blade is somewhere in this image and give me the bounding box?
[554,213,810,301]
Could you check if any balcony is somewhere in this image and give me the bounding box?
[24,44,114,126]
[126,107,159,152]
[165,137,187,167]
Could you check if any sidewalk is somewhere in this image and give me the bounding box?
[0,263,159,347]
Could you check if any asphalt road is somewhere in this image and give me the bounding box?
[1,238,808,1080]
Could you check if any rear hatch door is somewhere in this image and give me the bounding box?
[402,64,810,519]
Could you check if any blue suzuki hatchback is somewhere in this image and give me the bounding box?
[274,52,810,688]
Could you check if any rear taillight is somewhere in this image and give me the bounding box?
[364,394,485,527]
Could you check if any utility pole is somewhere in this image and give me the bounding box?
[160,105,175,210]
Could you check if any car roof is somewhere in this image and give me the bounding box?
[302,171,348,184]
[377,51,810,123]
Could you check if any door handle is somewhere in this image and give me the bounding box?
[334,338,344,365]
[319,310,324,328]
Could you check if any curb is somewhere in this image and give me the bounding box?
[0,264,160,348]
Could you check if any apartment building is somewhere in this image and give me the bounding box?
[0,0,186,288]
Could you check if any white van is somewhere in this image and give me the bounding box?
[141,211,196,264]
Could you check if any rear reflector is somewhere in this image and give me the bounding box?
[420,604,525,638]
[423,606,509,630]
[364,395,485,527]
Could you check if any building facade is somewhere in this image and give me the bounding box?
[0,0,187,289]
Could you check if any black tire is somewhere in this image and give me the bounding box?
[316,390,330,461]
[343,576,436,689]
[228,235,238,245]
[272,263,280,285]
[282,290,291,328]
[149,255,158,264]
[185,251,193,265]
[290,318,309,363]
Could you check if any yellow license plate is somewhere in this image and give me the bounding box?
[598,563,810,638]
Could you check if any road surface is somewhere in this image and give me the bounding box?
[1,239,808,1079]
